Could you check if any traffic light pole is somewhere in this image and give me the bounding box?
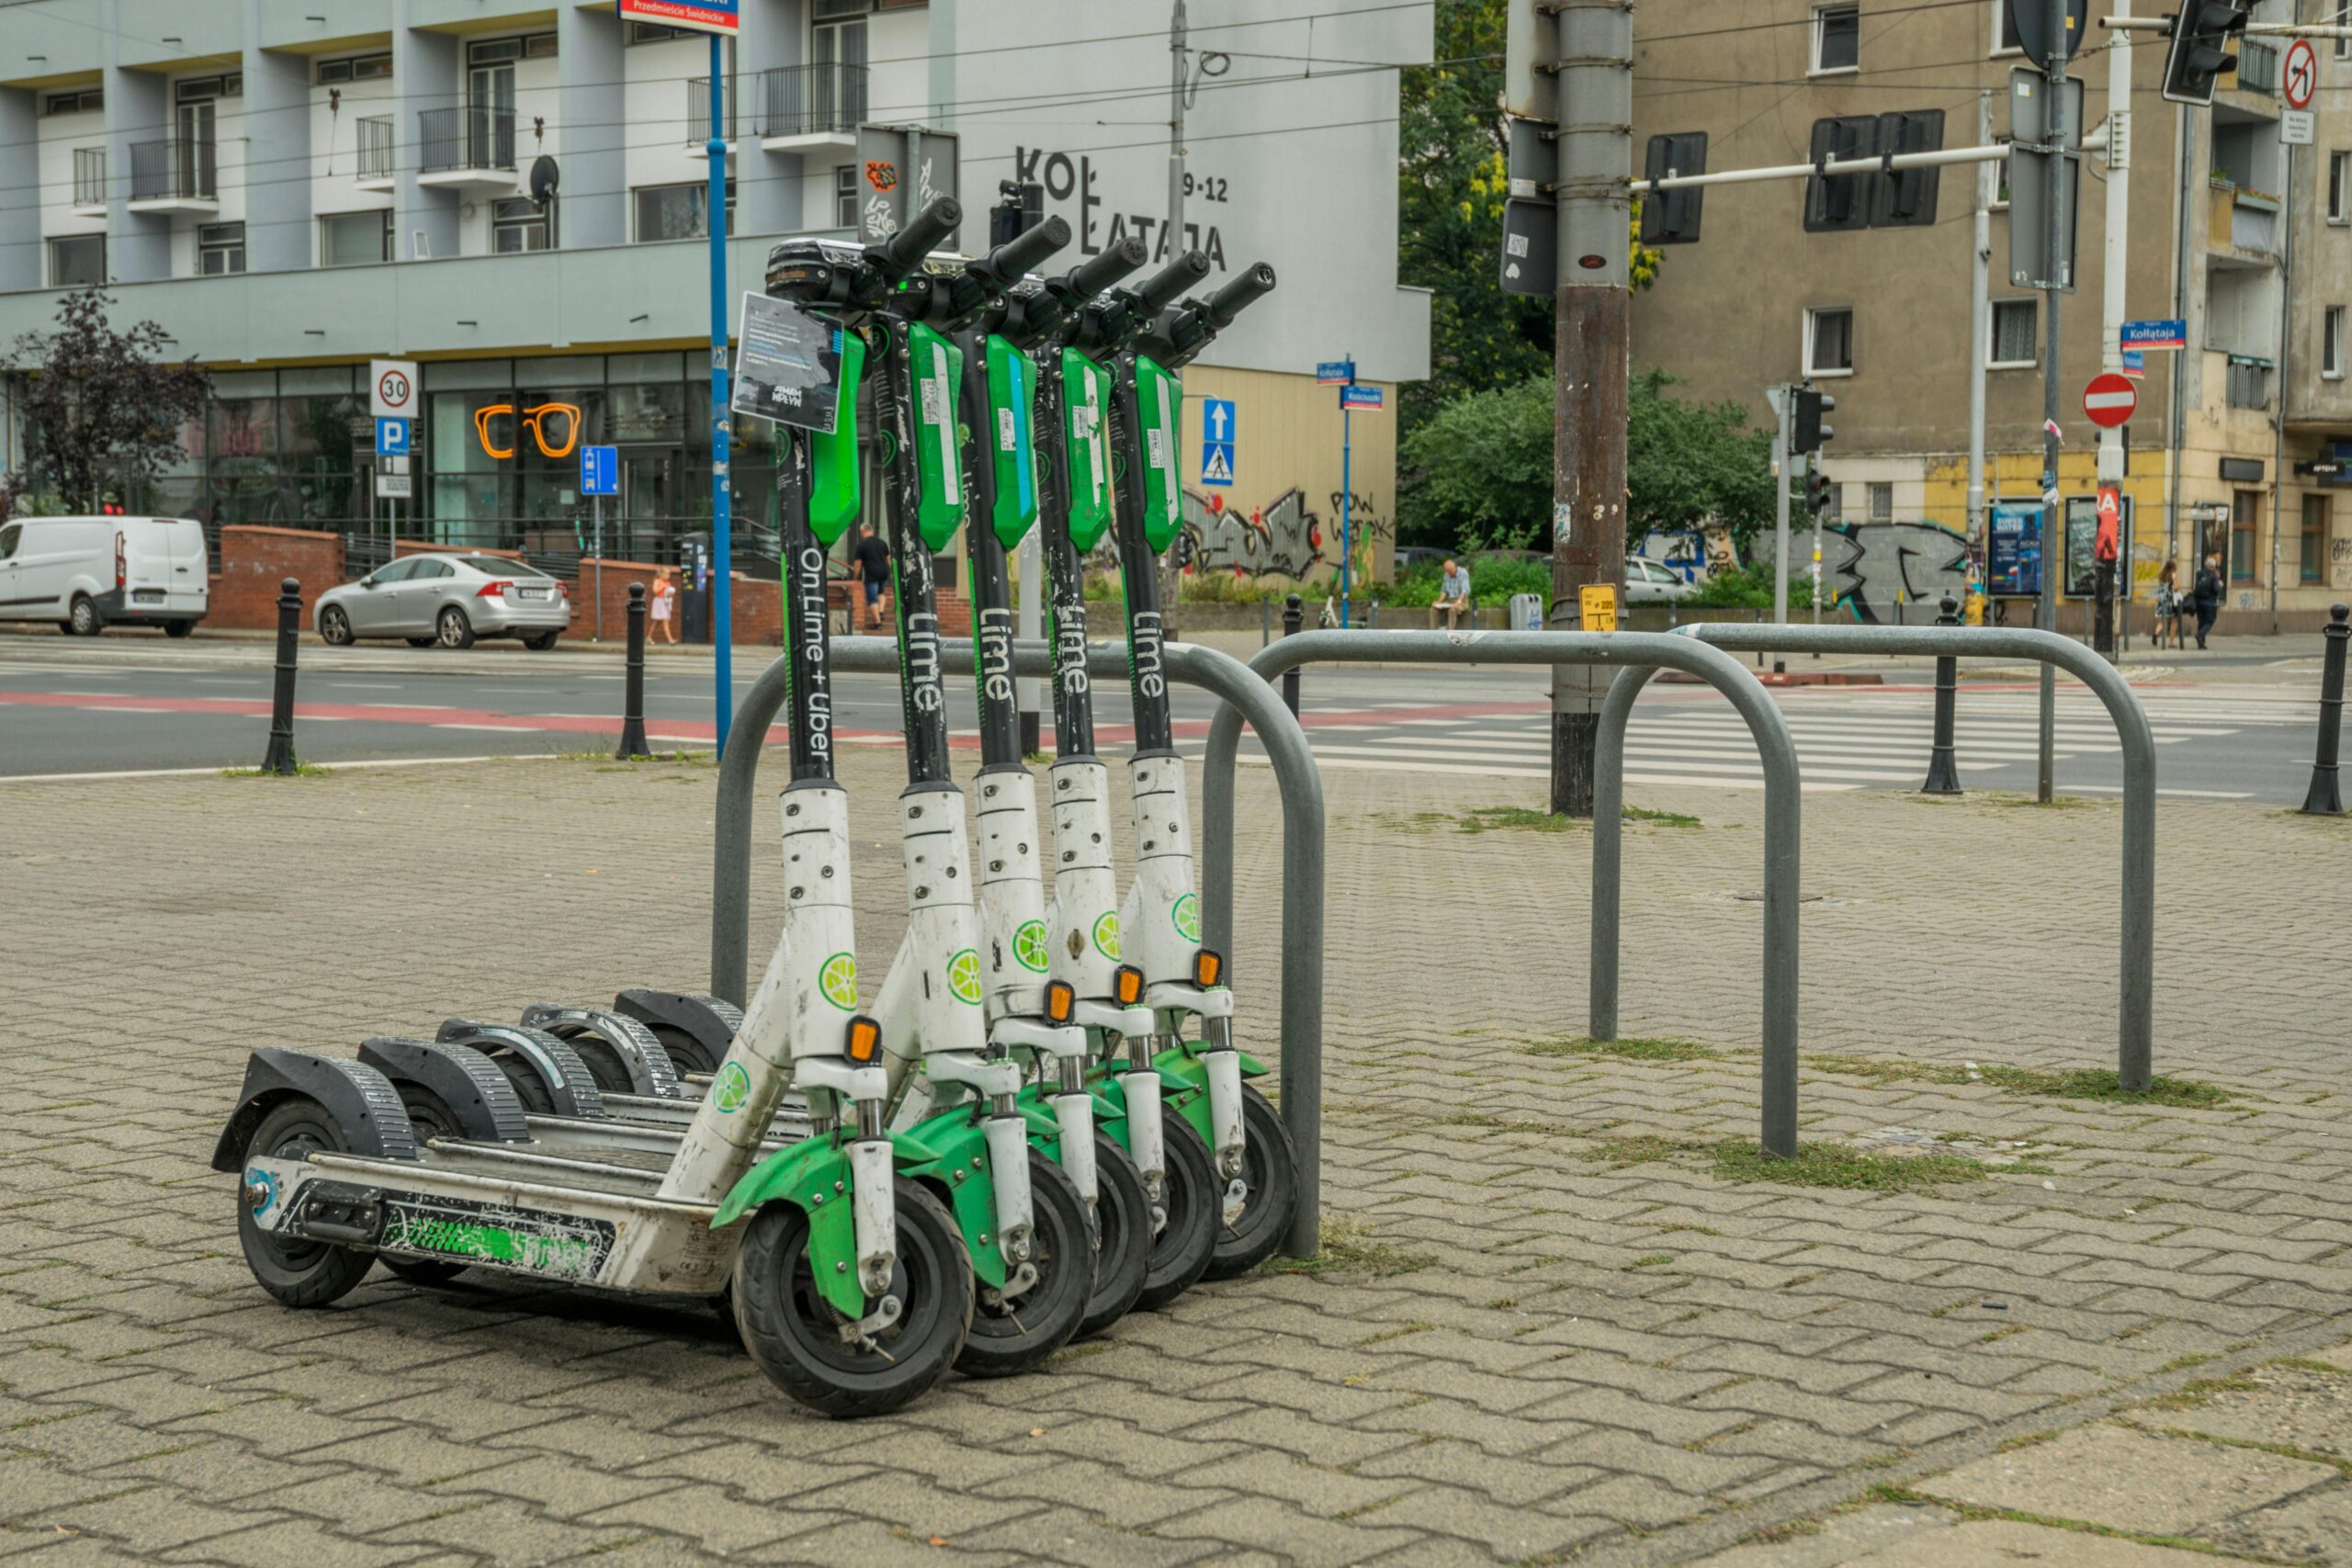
[1768,384,1791,679]
[2035,1,2069,805]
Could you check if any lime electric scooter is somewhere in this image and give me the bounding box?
[214,205,988,1420]
[1099,256,1300,1279]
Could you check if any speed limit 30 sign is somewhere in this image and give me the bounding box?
[370,358,418,420]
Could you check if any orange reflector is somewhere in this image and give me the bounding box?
[844,1014,883,1064]
[1045,980,1076,1023]
[1193,949,1224,989]
[1114,965,1144,1006]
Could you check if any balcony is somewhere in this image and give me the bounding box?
[127,137,218,213]
[356,115,395,192]
[2206,180,2280,267]
[2236,39,2280,96]
[2227,356,2275,410]
[685,64,868,154]
[72,147,106,215]
[417,106,516,191]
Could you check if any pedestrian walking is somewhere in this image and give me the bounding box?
[2152,560,2179,649]
[852,524,891,633]
[650,568,679,646]
[2192,552,2223,650]
[1430,557,1471,630]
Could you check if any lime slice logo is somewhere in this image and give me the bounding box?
[819,951,858,1010]
[711,1061,752,1114]
[1171,892,1201,944]
[1013,920,1050,973]
[946,948,983,1005]
[1091,912,1122,961]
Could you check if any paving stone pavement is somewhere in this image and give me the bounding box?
[2,748,2348,1566]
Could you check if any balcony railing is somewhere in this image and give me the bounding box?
[419,106,515,174]
[356,116,395,180]
[130,137,216,202]
[2237,39,2280,95]
[72,146,105,208]
[2227,357,2274,410]
[686,63,867,144]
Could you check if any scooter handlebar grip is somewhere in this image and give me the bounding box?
[879,197,964,276]
[1135,251,1212,313]
[1199,262,1276,330]
[980,214,1071,285]
[1065,236,1148,299]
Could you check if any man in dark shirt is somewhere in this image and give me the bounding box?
[852,524,891,633]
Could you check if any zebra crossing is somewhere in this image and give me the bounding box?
[1199,686,2309,796]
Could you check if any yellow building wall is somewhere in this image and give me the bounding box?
[1919,450,2177,597]
[1175,366,1397,586]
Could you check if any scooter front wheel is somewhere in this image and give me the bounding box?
[733,1178,973,1419]
[1077,1134,1151,1339]
[954,1150,1091,1379]
[236,1099,376,1310]
[1203,1084,1299,1280]
[1135,1116,1217,1312]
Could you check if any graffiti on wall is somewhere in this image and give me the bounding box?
[1182,488,1325,578]
[1633,527,1741,579]
[1826,520,1971,621]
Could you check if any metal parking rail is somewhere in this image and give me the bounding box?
[711,636,1330,1258]
[1201,629,1806,1158]
[1658,621,2156,1091]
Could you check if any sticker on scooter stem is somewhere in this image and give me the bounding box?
[1014,921,1050,973]
[820,952,859,1010]
[711,1061,752,1113]
[946,949,983,1005]
[1092,912,1122,961]
[1170,893,1200,943]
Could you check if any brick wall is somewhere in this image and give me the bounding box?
[569,558,782,647]
[209,527,345,630]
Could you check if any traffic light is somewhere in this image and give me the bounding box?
[1792,389,1836,455]
[2162,1,2249,107]
[1805,468,1837,519]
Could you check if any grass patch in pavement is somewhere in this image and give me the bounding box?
[1525,1036,1722,1064]
[1708,1140,1989,1193]
[220,761,332,778]
[1259,1214,1439,1279]
[1953,1066,2231,1108]
[1623,804,1702,827]
[1576,1134,1703,1168]
[1445,804,1702,836]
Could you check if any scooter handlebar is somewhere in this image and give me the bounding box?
[876,197,964,278]
[976,214,1071,288]
[1059,236,1148,301]
[1134,251,1212,314]
[1196,262,1276,331]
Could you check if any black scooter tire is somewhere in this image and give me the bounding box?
[236,1100,376,1310]
[1204,1085,1300,1280]
[954,1150,1091,1378]
[734,1178,971,1419]
[1134,1115,1217,1312]
[1077,1134,1151,1339]
[640,1021,718,1077]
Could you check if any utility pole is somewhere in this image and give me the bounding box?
[1768,384,1792,674]
[2096,21,2132,659]
[1968,89,1993,613]
[2035,0,2072,804]
[1549,0,1634,818]
[1169,0,1188,257]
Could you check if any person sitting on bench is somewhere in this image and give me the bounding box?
[1430,558,1471,629]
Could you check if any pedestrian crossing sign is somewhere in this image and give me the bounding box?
[1201,397,1236,488]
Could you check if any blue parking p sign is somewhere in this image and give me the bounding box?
[1200,398,1236,487]
[580,445,618,497]
[374,418,410,457]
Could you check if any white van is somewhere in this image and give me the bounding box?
[0,515,209,637]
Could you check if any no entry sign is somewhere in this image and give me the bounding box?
[2084,372,2137,429]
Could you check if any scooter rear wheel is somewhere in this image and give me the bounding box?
[1203,1085,1299,1280]
[236,1099,376,1310]
[954,1150,1091,1378]
[1077,1134,1151,1339]
[639,1021,718,1077]
[1134,1116,1217,1312]
[733,1177,971,1419]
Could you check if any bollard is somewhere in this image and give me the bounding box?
[1281,592,1304,717]
[1920,594,1963,795]
[2301,603,2350,816]
[260,577,301,775]
[616,581,650,759]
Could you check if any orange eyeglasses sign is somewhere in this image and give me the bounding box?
[472,400,582,461]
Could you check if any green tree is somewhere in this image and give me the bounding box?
[3,289,210,516]
[1624,369,1777,548]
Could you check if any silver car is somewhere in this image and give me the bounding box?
[1624,557,1700,604]
[315,553,574,650]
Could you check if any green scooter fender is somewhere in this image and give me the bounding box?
[1151,1042,1271,1145]
[891,1103,1063,1292]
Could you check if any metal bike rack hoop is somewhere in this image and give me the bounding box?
[712,636,1329,1258]
[1201,629,1805,1158]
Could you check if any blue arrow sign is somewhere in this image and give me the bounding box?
[1201,398,1235,487]
[2120,318,2188,350]
[580,444,619,497]
[374,417,410,457]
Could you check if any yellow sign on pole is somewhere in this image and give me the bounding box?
[1579,582,1619,633]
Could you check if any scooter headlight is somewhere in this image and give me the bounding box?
[1192,949,1224,989]
[843,1014,884,1065]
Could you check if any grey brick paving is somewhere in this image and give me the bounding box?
[4,749,2348,1564]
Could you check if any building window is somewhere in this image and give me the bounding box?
[43,87,102,116]
[174,73,242,101]
[320,209,392,266]
[1991,299,2039,367]
[1868,482,1894,522]
[317,53,392,85]
[2331,152,2349,222]
[492,197,556,253]
[1814,6,1860,73]
[50,235,105,287]
[2304,494,2333,583]
[629,21,695,43]
[2338,2,2350,60]
[2232,491,2261,581]
[2327,307,2347,380]
[468,35,556,65]
[834,164,858,228]
[198,222,245,276]
[1992,0,2024,53]
[1804,307,1854,377]
[634,181,737,242]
